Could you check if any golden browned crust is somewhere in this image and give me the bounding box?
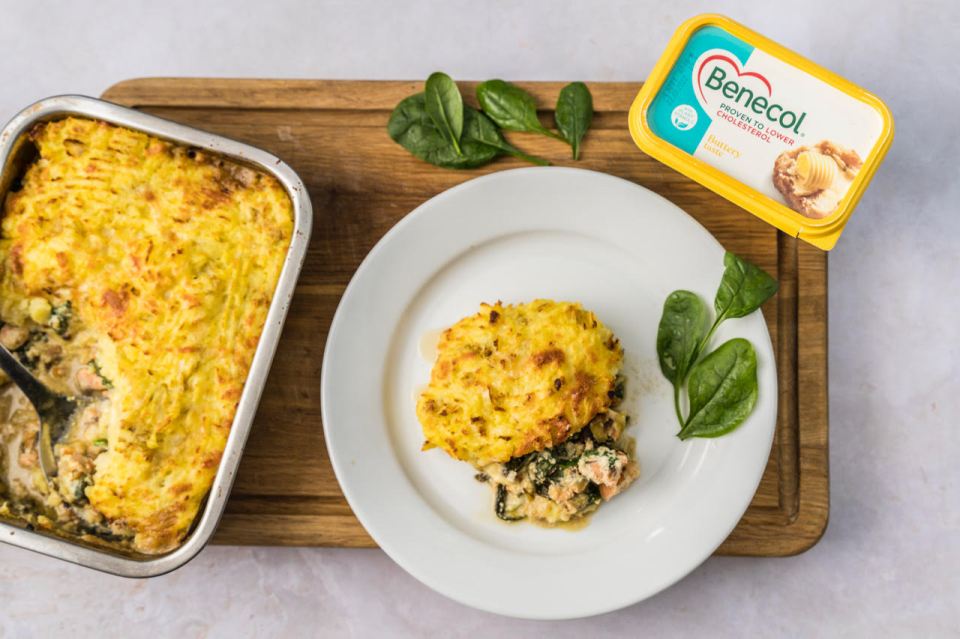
[0,117,293,554]
[417,300,623,465]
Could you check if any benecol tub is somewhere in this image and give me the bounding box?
[629,14,893,250]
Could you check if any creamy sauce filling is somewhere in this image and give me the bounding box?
[418,329,443,363]
[477,392,639,527]
[0,313,123,542]
[0,391,43,502]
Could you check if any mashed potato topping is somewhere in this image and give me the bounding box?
[0,118,292,553]
[417,300,638,525]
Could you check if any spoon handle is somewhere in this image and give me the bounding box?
[0,343,76,479]
[0,343,55,409]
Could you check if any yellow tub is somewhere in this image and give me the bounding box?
[629,14,893,250]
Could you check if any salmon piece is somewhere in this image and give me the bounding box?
[599,462,640,501]
[0,325,30,350]
[76,366,106,392]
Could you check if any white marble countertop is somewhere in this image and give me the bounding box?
[0,0,957,636]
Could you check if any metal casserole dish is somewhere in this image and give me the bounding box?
[0,95,312,576]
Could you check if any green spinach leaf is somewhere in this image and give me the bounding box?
[389,74,594,169]
[555,82,593,159]
[476,79,564,140]
[653,252,778,439]
[462,107,550,166]
[714,251,779,321]
[388,94,548,169]
[424,72,464,156]
[656,290,709,422]
[387,93,497,169]
[679,338,758,440]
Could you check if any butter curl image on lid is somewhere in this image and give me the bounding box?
[773,141,862,219]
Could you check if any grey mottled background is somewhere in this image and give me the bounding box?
[0,0,957,636]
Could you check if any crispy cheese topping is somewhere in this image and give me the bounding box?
[0,118,292,553]
[417,300,622,465]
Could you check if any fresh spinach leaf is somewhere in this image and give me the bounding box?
[424,72,464,156]
[555,82,593,160]
[476,79,564,140]
[387,93,497,169]
[714,251,779,321]
[388,93,548,168]
[656,290,709,422]
[390,74,593,169]
[656,290,710,385]
[653,252,777,439]
[679,338,758,440]
[462,107,550,166]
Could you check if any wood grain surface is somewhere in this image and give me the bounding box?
[102,78,829,556]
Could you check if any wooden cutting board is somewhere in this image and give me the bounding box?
[102,79,828,556]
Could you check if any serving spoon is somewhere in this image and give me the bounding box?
[0,343,80,481]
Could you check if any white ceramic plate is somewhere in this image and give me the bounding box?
[321,168,777,619]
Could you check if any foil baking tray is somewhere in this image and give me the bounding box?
[0,95,312,576]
